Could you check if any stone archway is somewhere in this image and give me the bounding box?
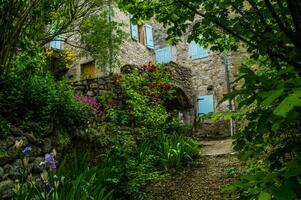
[163,62,195,124]
[165,85,193,110]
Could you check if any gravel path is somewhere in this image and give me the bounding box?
[145,139,241,200]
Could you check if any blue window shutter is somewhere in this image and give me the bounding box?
[197,95,214,116]
[155,47,172,64]
[191,41,208,60]
[50,34,62,49]
[145,24,154,49]
[129,14,138,40]
[130,22,138,41]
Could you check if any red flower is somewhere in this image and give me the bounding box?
[147,83,153,88]
[159,83,165,89]
[149,65,157,72]
[146,90,151,94]
[108,101,114,107]
[150,93,156,97]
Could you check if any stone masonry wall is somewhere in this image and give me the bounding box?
[72,76,115,97]
[0,131,59,199]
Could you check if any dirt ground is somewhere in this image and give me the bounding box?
[145,139,241,200]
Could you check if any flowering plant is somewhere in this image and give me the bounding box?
[75,92,103,114]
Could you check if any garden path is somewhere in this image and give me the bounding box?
[146,138,240,200]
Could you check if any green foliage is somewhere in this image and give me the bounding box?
[220,59,301,199]
[104,64,176,141]
[80,10,127,70]
[157,134,199,171]
[14,155,113,200]
[0,45,95,138]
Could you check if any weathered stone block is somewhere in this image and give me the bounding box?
[86,91,94,96]
[0,179,14,199]
[90,83,98,89]
[194,120,231,139]
[74,86,85,91]
[0,167,4,181]
[8,159,22,179]
[31,157,44,174]
[73,81,82,86]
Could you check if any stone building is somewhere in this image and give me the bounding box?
[53,6,238,131]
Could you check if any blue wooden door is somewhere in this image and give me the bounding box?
[197,95,214,115]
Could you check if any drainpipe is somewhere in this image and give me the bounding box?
[223,54,234,136]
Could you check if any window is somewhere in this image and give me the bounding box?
[197,95,214,116]
[50,34,62,49]
[130,16,154,49]
[191,41,208,60]
[130,20,138,41]
[138,24,145,45]
[155,47,172,64]
[81,61,96,79]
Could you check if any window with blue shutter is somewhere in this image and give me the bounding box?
[145,24,154,49]
[197,95,214,116]
[50,34,62,49]
[155,47,172,64]
[191,41,208,60]
[130,20,138,41]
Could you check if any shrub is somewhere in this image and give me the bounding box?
[0,43,96,138]
[0,70,95,138]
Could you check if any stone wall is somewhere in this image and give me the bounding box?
[72,76,115,97]
[193,120,232,139]
[0,130,59,199]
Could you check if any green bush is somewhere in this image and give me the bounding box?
[0,42,96,138]
[0,70,95,138]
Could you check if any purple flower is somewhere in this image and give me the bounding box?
[22,146,32,154]
[45,153,54,162]
[44,153,58,169]
[76,95,103,114]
